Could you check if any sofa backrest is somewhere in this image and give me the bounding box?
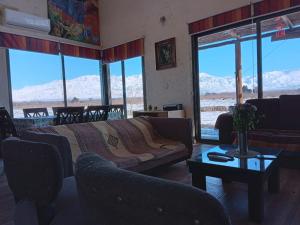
[75,153,231,225]
[246,98,280,130]
[279,95,300,130]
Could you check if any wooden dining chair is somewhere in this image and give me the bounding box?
[85,105,110,122]
[23,108,49,118]
[54,107,84,125]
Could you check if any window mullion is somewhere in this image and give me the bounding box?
[60,54,67,107]
[121,60,127,118]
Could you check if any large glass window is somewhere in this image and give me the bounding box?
[124,57,144,118]
[197,24,257,140]
[64,56,102,106]
[9,49,64,117]
[108,57,145,118]
[261,11,300,98]
[109,61,124,105]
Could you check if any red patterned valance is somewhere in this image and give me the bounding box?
[189,0,300,35]
[102,38,144,64]
[0,32,59,54]
[254,0,300,16]
[0,32,101,60]
[60,43,101,59]
[189,6,251,35]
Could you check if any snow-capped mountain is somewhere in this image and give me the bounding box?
[200,69,300,94]
[12,70,300,102]
[12,75,144,102]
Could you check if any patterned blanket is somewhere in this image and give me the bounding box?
[29,117,187,168]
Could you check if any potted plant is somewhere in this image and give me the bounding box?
[232,103,257,157]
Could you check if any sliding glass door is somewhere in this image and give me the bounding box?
[197,24,257,141]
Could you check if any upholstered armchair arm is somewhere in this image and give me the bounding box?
[215,113,234,144]
[148,118,193,155]
[75,153,231,225]
[14,201,39,225]
[21,131,74,177]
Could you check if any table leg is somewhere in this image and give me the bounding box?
[192,173,206,191]
[248,179,264,223]
[268,167,280,194]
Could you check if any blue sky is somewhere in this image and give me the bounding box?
[9,36,300,89]
[9,50,142,89]
[199,37,300,77]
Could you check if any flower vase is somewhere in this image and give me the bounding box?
[238,130,248,156]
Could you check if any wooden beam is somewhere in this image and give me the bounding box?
[235,39,243,104]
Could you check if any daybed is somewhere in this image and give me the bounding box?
[21,116,193,172]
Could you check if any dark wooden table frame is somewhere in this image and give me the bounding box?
[188,157,280,223]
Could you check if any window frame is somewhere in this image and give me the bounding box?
[7,49,104,117]
[192,7,300,143]
[105,56,147,119]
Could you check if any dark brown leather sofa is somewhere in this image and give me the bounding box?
[215,95,300,167]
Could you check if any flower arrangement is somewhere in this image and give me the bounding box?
[233,103,258,132]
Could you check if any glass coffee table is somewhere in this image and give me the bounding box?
[187,145,282,223]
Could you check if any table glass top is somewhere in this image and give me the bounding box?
[190,145,282,172]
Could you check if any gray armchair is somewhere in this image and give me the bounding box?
[2,138,231,225]
[76,153,231,225]
[2,137,83,225]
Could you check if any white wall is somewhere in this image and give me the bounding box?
[0,0,47,17]
[0,0,47,112]
[99,0,255,119]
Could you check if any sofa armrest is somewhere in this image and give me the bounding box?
[215,113,234,144]
[148,118,193,155]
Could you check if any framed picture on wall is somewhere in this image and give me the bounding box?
[155,38,176,70]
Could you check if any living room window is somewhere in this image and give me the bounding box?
[124,57,144,118]
[64,55,102,107]
[9,49,64,117]
[108,56,145,118]
[109,61,124,106]
[9,49,103,118]
[261,11,300,98]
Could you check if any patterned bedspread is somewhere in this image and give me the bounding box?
[29,117,187,168]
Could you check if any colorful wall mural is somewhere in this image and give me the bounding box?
[48,0,100,45]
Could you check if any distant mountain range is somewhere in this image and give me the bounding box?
[200,69,300,94]
[12,70,300,102]
[12,75,144,102]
